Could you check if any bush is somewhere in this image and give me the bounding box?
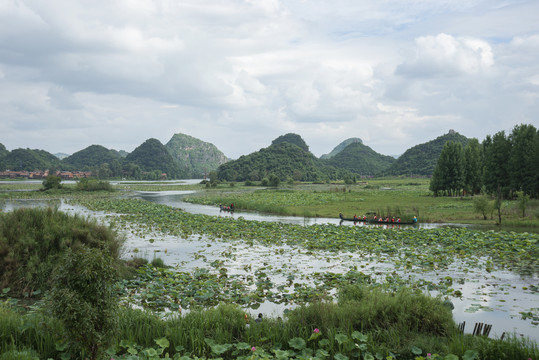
[0,208,123,296]
[76,178,113,191]
[46,246,119,360]
[42,175,61,190]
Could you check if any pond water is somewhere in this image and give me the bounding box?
[1,184,538,343]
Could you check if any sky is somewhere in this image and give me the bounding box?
[1,0,538,160]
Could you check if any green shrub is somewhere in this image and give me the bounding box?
[46,246,119,360]
[0,208,124,296]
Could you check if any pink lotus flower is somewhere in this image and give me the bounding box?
[314,328,320,333]
[427,354,431,358]
[251,346,256,352]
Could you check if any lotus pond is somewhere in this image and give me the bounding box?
[1,186,538,345]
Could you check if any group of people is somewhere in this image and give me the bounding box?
[372,215,402,223]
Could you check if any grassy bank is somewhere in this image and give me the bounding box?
[183,178,539,227]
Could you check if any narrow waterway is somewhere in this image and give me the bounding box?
[1,183,537,343]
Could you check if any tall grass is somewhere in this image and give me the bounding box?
[0,207,125,296]
[2,294,538,359]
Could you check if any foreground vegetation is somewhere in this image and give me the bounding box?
[2,284,537,360]
[1,183,538,359]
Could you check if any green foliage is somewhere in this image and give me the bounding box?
[516,191,530,217]
[218,141,330,182]
[46,246,119,360]
[62,144,123,173]
[472,195,492,220]
[0,148,62,172]
[76,178,113,191]
[0,207,123,296]
[325,141,396,176]
[42,175,62,190]
[268,174,280,187]
[385,130,469,176]
[271,133,310,152]
[430,142,464,196]
[165,133,228,179]
[320,137,363,159]
[463,139,482,195]
[125,138,183,178]
[508,124,538,197]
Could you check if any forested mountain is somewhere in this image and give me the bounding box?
[383,130,470,176]
[217,134,338,182]
[0,148,62,171]
[165,133,228,178]
[325,141,396,175]
[125,138,183,178]
[320,138,362,159]
[271,133,309,152]
[62,145,123,170]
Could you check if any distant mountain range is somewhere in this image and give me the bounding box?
[1,129,473,179]
[0,133,228,179]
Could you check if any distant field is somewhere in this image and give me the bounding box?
[183,178,539,227]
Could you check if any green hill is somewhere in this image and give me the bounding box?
[325,141,396,176]
[383,130,470,176]
[125,138,183,178]
[218,134,333,182]
[62,145,123,170]
[271,133,309,152]
[320,138,363,159]
[165,133,228,179]
[0,148,62,171]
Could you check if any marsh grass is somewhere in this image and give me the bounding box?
[183,179,539,228]
[2,293,538,359]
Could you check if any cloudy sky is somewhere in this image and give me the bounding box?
[1,0,538,159]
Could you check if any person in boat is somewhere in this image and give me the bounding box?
[363,215,366,220]
[353,214,358,221]
[230,203,234,210]
[397,218,401,223]
[413,216,417,223]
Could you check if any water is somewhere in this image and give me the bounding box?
[1,182,538,342]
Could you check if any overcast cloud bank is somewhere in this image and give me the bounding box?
[0,0,537,159]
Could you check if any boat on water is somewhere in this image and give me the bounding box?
[339,213,417,225]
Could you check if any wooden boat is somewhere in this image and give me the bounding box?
[339,213,417,225]
[219,204,235,212]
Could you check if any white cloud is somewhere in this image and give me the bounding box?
[397,33,494,77]
[0,0,537,159]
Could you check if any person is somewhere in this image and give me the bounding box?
[413,216,417,223]
[397,218,401,223]
[255,313,263,324]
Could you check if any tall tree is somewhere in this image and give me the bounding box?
[508,124,538,197]
[429,141,464,196]
[463,138,482,195]
[483,131,511,224]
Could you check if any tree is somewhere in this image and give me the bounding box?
[42,174,62,190]
[473,195,492,220]
[483,131,511,224]
[268,173,280,187]
[515,191,530,217]
[429,142,464,196]
[508,124,538,197]
[463,138,482,195]
[47,246,119,360]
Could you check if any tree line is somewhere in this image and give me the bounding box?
[430,123,539,200]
